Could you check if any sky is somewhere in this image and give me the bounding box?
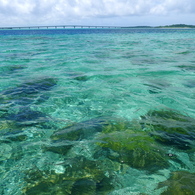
[0,0,195,27]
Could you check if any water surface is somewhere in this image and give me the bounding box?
[0,28,195,195]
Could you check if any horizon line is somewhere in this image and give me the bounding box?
[0,24,195,30]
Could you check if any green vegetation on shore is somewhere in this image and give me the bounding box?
[157,24,195,28]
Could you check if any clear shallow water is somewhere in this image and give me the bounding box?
[0,28,195,195]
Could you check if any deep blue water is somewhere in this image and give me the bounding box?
[1,28,195,36]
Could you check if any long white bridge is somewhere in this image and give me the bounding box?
[0,25,123,30]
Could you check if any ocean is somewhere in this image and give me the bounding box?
[0,28,195,194]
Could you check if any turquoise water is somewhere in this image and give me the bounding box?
[0,28,195,194]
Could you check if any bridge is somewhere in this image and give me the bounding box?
[0,25,123,30]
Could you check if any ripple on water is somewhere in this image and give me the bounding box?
[0,28,195,195]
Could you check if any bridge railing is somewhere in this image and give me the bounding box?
[0,25,123,30]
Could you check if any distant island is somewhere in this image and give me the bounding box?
[156,24,195,28]
[122,24,195,28]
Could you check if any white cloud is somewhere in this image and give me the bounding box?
[0,0,194,26]
[150,0,194,14]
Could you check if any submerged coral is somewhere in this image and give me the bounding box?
[141,109,195,149]
[157,171,195,195]
[50,117,113,141]
[47,117,121,155]
[0,77,57,129]
[2,77,57,97]
[47,116,138,156]
[22,156,118,195]
[43,140,74,155]
[0,77,57,108]
[48,116,171,172]
[0,119,28,142]
[96,130,169,172]
[4,106,48,127]
[2,130,27,142]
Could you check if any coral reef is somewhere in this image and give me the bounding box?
[157,171,195,195]
[96,130,169,171]
[141,109,195,149]
[1,78,57,106]
[22,156,118,195]
[0,77,57,128]
[50,117,113,141]
[46,117,120,155]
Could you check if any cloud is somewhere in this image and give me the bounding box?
[150,0,194,14]
[0,0,194,26]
